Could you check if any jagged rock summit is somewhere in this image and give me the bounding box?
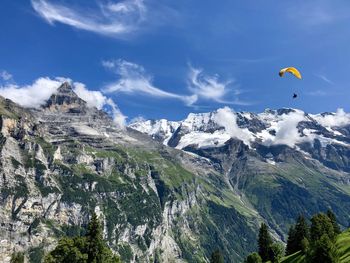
[43,82,87,113]
[29,82,137,145]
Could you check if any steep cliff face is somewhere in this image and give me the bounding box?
[0,84,260,263]
[131,107,350,257]
[2,83,350,263]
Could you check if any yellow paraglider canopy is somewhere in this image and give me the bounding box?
[279,67,302,79]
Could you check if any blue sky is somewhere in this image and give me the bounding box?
[1,0,350,122]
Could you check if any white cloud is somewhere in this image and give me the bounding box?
[0,77,62,108]
[129,116,146,124]
[188,66,251,106]
[0,70,12,81]
[103,59,197,105]
[0,77,126,127]
[73,82,126,127]
[287,1,349,27]
[31,0,146,37]
[305,90,328,96]
[261,111,308,147]
[74,82,110,110]
[103,60,251,107]
[214,107,254,146]
[313,108,350,127]
[188,67,228,101]
[270,111,306,147]
[315,74,334,85]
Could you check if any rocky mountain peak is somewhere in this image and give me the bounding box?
[56,81,76,95]
[43,82,87,113]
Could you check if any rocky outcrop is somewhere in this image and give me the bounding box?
[1,83,350,263]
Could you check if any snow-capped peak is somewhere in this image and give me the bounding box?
[129,119,180,143]
[129,107,350,152]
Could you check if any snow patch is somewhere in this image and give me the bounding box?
[176,130,231,149]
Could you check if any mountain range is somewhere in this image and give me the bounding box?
[1,82,350,262]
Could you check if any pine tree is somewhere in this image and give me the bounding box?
[309,234,339,263]
[258,223,273,262]
[327,210,341,235]
[294,215,310,250]
[286,225,297,255]
[86,213,105,263]
[44,237,88,263]
[44,213,120,263]
[210,249,224,263]
[310,213,335,243]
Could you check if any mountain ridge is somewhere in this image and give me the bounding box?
[129,107,350,173]
[1,82,350,262]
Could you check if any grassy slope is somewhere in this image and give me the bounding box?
[336,229,350,263]
[281,229,350,263]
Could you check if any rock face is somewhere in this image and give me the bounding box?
[1,83,350,263]
[44,82,87,113]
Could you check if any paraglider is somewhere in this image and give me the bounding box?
[279,67,302,99]
[279,67,302,79]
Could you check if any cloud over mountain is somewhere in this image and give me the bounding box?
[0,77,126,127]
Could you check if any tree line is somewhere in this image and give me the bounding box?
[11,209,342,263]
[11,213,121,263]
[244,209,341,263]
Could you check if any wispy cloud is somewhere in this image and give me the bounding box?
[0,77,126,127]
[31,0,146,37]
[0,77,62,108]
[314,74,334,85]
[287,1,349,27]
[213,57,275,64]
[0,70,12,81]
[103,59,252,107]
[72,81,126,127]
[103,59,197,105]
[187,66,252,106]
[305,90,328,96]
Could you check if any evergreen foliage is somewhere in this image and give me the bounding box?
[244,252,262,263]
[308,234,339,263]
[327,210,341,235]
[294,215,310,246]
[44,213,120,263]
[269,242,285,263]
[286,215,310,256]
[300,237,309,254]
[86,213,105,263]
[258,223,273,262]
[44,237,88,263]
[310,213,336,243]
[286,225,297,256]
[249,212,346,263]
